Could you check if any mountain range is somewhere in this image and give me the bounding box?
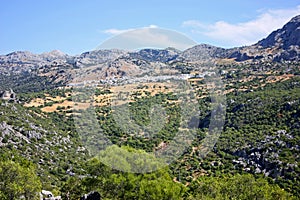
[0,15,300,91]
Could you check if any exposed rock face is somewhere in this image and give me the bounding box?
[129,47,180,62]
[180,44,228,61]
[257,15,300,49]
[231,130,298,179]
[234,15,300,62]
[0,88,16,101]
[252,15,300,62]
[74,49,128,68]
[0,51,37,64]
[40,50,69,61]
[0,50,71,66]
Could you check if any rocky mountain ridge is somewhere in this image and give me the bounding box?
[0,15,300,92]
[1,15,299,66]
[257,15,300,49]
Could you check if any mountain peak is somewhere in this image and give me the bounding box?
[49,50,66,56]
[181,43,227,61]
[41,50,67,58]
[6,51,33,57]
[290,14,300,23]
[257,15,300,49]
[128,48,180,62]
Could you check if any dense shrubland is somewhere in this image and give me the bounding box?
[1,62,299,199]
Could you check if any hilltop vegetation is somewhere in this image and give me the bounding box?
[1,61,299,198]
[0,100,88,191]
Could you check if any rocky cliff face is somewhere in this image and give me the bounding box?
[0,50,72,66]
[234,15,300,62]
[180,44,228,61]
[257,15,300,49]
[128,47,181,62]
[74,49,128,68]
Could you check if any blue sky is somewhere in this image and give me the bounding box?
[1,0,300,55]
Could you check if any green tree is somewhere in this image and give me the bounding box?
[61,176,86,200]
[0,160,42,200]
[187,174,294,200]
[61,146,186,199]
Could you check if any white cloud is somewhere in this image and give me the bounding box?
[182,5,300,47]
[103,25,159,35]
[103,28,133,35]
[148,24,158,28]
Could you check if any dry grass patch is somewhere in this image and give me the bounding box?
[24,98,45,107]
